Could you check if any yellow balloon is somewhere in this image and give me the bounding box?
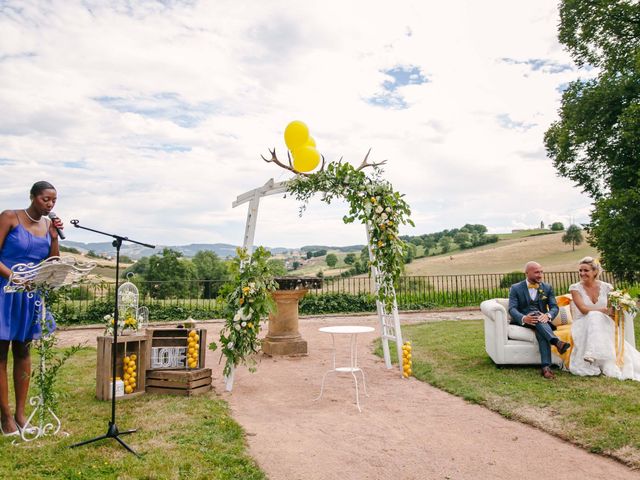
[284,121,309,150]
[292,146,321,172]
[305,136,316,148]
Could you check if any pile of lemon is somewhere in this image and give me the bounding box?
[187,329,200,369]
[402,341,412,378]
[122,354,137,394]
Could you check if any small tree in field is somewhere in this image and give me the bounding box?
[344,253,356,265]
[325,253,338,267]
[562,224,584,251]
[551,222,564,231]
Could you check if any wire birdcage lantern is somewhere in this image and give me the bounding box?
[117,273,141,333]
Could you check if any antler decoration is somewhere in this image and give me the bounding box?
[262,148,326,176]
[356,148,387,171]
[263,148,383,176]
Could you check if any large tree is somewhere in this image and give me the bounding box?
[192,250,228,298]
[144,248,198,299]
[562,224,584,251]
[545,0,640,281]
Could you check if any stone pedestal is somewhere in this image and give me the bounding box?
[262,289,308,356]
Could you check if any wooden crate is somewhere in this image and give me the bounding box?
[146,368,212,396]
[147,327,207,370]
[96,334,149,401]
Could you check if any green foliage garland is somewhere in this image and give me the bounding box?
[211,247,278,377]
[32,292,84,427]
[287,159,413,311]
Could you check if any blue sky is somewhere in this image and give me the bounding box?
[0,0,593,247]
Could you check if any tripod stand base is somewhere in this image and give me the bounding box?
[69,422,139,456]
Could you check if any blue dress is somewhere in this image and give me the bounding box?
[0,222,54,341]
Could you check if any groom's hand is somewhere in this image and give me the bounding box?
[538,313,551,323]
[523,314,539,325]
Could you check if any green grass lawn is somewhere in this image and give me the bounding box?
[382,319,640,468]
[0,350,265,480]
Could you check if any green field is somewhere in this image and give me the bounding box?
[405,231,598,276]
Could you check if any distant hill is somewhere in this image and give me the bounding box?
[61,240,289,260]
[404,231,599,276]
[300,244,365,253]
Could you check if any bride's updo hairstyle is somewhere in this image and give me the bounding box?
[579,256,601,277]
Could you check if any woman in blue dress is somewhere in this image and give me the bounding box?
[0,181,63,436]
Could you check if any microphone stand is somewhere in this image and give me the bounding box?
[68,220,155,456]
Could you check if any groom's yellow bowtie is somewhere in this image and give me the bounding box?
[528,283,540,289]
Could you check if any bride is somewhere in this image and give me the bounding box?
[569,257,640,380]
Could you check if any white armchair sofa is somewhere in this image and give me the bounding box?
[481,298,637,366]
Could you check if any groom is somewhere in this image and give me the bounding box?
[508,261,570,379]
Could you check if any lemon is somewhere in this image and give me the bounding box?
[189,330,197,337]
[188,348,195,355]
[403,372,409,378]
[127,367,134,375]
[407,369,412,376]
[131,363,136,371]
[194,334,200,342]
[124,356,130,364]
[125,385,133,394]
[130,371,136,378]
[130,354,137,361]
[123,373,130,381]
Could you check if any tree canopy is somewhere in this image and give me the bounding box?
[545,0,640,281]
[325,253,338,267]
[562,224,584,251]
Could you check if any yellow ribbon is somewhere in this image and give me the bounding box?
[553,325,574,369]
[614,308,625,367]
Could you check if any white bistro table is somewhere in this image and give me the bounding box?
[316,325,375,412]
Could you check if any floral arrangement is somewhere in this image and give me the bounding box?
[608,289,638,367]
[609,289,639,316]
[210,247,278,377]
[103,310,140,336]
[287,158,413,312]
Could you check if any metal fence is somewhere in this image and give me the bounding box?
[57,271,624,313]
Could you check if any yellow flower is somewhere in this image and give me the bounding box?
[242,286,251,294]
[377,241,384,247]
[239,297,245,305]
[248,322,253,329]
[388,220,393,226]
[380,224,386,230]
[370,197,376,203]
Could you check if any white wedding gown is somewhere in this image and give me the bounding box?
[569,281,640,381]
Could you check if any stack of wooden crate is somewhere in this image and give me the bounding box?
[145,327,212,396]
[96,334,149,401]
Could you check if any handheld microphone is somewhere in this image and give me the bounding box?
[47,212,66,240]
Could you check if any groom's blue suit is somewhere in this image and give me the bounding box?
[508,280,560,367]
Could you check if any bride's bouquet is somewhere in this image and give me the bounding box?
[609,289,639,316]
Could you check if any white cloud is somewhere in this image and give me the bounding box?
[0,0,591,248]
